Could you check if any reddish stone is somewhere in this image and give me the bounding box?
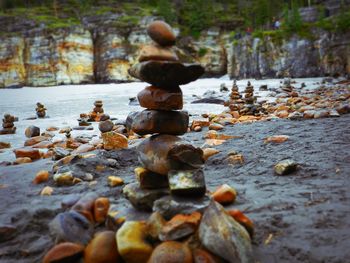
[147,20,176,46]
[148,241,193,263]
[211,184,237,205]
[227,209,254,238]
[137,86,183,110]
[84,231,121,263]
[93,197,110,224]
[24,136,47,146]
[14,147,41,160]
[130,110,189,136]
[72,193,98,223]
[43,242,84,263]
[160,212,202,241]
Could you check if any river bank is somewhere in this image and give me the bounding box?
[0,114,349,262]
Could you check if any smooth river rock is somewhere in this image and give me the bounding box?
[147,20,176,46]
[137,85,183,110]
[137,134,204,175]
[129,110,189,136]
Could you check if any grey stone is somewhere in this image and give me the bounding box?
[153,195,210,220]
[199,201,253,263]
[168,169,206,197]
[123,182,170,212]
[274,159,298,175]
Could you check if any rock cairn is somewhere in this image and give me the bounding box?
[124,20,207,211]
[88,100,104,122]
[36,102,46,118]
[0,113,16,135]
[78,113,91,127]
[228,80,244,112]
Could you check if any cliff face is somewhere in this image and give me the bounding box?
[0,15,349,88]
[227,31,350,79]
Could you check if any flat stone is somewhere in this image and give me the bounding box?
[159,211,201,241]
[24,136,47,146]
[199,201,253,263]
[116,221,153,263]
[148,241,193,263]
[102,131,128,150]
[123,182,170,211]
[137,85,183,110]
[0,127,16,134]
[139,44,178,62]
[147,20,176,46]
[0,141,11,149]
[129,110,189,136]
[25,125,40,138]
[168,169,206,197]
[84,231,121,263]
[49,211,94,245]
[135,167,169,189]
[128,61,204,86]
[52,147,70,161]
[13,147,41,160]
[137,134,204,175]
[73,126,94,130]
[153,195,210,220]
[14,157,32,164]
[274,159,298,175]
[43,242,84,263]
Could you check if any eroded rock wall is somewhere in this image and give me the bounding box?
[0,16,349,88]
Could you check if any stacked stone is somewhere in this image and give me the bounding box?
[88,100,104,121]
[36,102,46,118]
[0,114,16,135]
[78,113,91,127]
[124,21,206,211]
[228,80,244,112]
[281,77,298,97]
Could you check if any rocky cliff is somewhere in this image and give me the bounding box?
[0,14,349,88]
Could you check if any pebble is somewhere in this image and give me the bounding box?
[116,221,153,263]
[108,176,124,187]
[0,141,11,149]
[14,157,32,164]
[93,197,110,224]
[202,148,220,161]
[43,242,84,263]
[102,131,128,150]
[211,184,237,205]
[148,241,193,263]
[274,159,298,175]
[25,125,40,138]
[84,231,121,263]
[227,209,254,238]
[33,170,49,184]
[49,211,93,245]
[13,147,41,160]
[98,120,114,133]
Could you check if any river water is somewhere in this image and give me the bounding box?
[0,76,325,161]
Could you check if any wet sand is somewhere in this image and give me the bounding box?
[0,115,349,263]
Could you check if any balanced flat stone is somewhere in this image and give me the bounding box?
[147,20,176,46]
[135,167,169,189]
[139,45,178,62]
[123,182,169,211]
[168,169,206,197]
[137,86,183,110]
[128,61,205,86]
[129,110,189,136]
[137,134,204,175]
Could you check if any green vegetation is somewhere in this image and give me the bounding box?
[0,0,348,38]
[198,47,208,57]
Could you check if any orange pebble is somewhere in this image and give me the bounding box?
[94,197,110,223]
[33,170,49,184]
[227,209,254,238]
[211,184,237,205]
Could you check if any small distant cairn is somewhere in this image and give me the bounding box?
[88,100,104,122]
[36,102,46,118]
[281,78,298,97]
[0,113,16,135]
[239,81,265,116]
[78,113,91,127]
[228,80,244,112]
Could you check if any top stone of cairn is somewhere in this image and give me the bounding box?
[147,20,176,47]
